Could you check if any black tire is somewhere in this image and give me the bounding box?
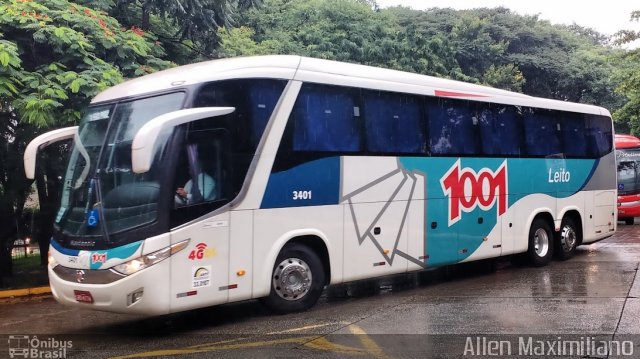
[555,217,578,260]
[527,218,554,267]
[624,217,635,225]
[261,243,326,314]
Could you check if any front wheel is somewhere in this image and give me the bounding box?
[555,217,578,260]
[527,218,554,267]
[262,243,326,314]
[624,217,635,225]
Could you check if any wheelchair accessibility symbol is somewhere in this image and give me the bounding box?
[87,209,99,228]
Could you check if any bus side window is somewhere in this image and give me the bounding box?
[478,105,522,156]
[560,113,588,158]
[585,115,613,158]
[523,108,561,157]
[173,129,228,208]
[426,98,480,155]
[362,90,425,155]
[193,79,286,151]
[291,84,361,152]
[247,80,285,147]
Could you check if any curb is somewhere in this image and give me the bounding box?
[0,286,51,299]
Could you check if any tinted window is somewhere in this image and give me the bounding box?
[194,79,286,153]
[247,80,284,146]
[275,83,612,166]
[523,108,561,157]
[586,115,613,157]
[427,98,480,155]
[560,113,588,158]
[478,104,522,156]
[170,79,286,225]
[362,90,425,154]
[291,84,360,152]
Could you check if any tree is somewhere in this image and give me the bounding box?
[612,11,640,134]
[0,0,172,283]
[233,2,617,103]
[78,0,262,62]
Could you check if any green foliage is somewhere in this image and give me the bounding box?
[0,38,21,98]
[612,10,640,134]
[228,1,620,110]
[482,64,524,92]
[0,0,173,128]
[217,26,279,57]
[238,0,400,66]
[78,0,262,62]
[0,0,176,275]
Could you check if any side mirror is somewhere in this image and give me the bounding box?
[23,126,78,179]
[131,107,235,174]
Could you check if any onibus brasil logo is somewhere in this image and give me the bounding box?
[8,335,72,358]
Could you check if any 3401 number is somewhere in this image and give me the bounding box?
[292,190,312,200]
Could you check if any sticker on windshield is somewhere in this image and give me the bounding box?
[87,209,99,228]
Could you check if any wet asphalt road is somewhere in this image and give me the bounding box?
[1,224,639,358]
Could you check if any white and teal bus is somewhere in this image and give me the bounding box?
[24,56,616,315]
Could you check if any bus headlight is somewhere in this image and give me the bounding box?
[48,251,58,268]
[113,239,190,275]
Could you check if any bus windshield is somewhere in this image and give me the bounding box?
[617,148,640,195]
[56,92,185,239]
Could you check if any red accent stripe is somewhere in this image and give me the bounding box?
[219,284,238,291]
[435,90,488,98]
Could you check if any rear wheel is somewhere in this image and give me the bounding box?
[262,243,326,314]
[527,218,554,267]
[555,217,578,260]
[624,217,635,225]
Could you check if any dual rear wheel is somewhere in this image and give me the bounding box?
[527,217,578,266]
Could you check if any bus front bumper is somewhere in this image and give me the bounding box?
[48,258,171,316]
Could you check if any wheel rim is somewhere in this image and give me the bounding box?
[560,225,577,252]
[533,228,549,257]
[273,257,312,301]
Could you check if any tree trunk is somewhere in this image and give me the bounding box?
[142,5,150,30]
[0,208,16,288]
[35,147,64,266]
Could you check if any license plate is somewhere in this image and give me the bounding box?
[74,290,94,304]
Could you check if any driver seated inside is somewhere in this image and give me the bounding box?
[175,172,216,205]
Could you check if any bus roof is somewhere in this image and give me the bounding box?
[92,55,610,116]
[615,134,640,149]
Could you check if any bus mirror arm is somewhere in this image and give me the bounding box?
[131,107,235,174]
[23,126,79,179]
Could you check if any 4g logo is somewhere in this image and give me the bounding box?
[188,242,216,260]
[440,160,508,226]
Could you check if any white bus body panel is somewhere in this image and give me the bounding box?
[253,206,343,298]
[169,213,230,313]
[341,157,425,281]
